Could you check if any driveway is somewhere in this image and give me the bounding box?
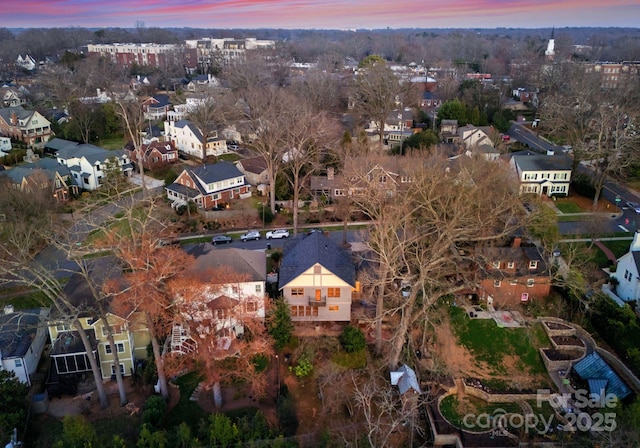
[129,173,165,189]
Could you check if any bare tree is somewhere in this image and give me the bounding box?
[349,154,523,368]
[239,86,289,214]
[351,58,414,152]
[540,68,640,208]
[114,94,148,195]
[281,92,341,235]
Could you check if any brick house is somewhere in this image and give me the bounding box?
[126,141,178,171]
[476,238,551,307]
[165,161,250,210]
[0,106,52,148]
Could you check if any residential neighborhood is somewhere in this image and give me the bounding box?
[0,23,639,448]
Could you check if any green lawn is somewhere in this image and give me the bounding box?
[554,202,583,214]
[448,307,550,376]
[98,137,127,150]
[439,394,522,432]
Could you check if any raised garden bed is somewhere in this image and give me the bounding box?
[551,336,585,347]
[541,349,582,361]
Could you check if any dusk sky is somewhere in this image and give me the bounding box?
[4,0,639,29]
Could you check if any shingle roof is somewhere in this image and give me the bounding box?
[186,245,266,282]
[190,162,243,185]
[0,308,48,358]
[278,232,355,288]
[512,153,572,172]
[0,106,34,125]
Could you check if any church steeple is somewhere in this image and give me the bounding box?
[545,27,555,60]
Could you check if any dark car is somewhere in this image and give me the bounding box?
[212,235,232,245]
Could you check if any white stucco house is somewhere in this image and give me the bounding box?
[510,150,572,197]
[611,230,640,304]
[0,307,50,385]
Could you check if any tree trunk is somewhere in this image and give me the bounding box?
[135,158,147,198]
[147,315,169,400]
[269,164,277,214]
[74,319,109,409]
[213,381,223,409]
[292,172,299,236]
[375,264,389,355]
[388,297,416,370]
[105,333,128,406]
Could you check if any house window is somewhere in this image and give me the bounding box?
[314,265,322,274]
[246,302,257,312]
[510,279,518,285]
[111,364,125,375]
[624,270,632,281]
[56,324,71,332]
[329,306,339,311]
[291,288,303,296]
[105,343,125,354]
[327,288,341,298]
[492,262,500,269]
[527,279,535,287]
[529,261,538,269]
[290,306,298,317]
[493,280,501,287]
[507,262,515,269]
[102,325,122,337]
[14,359,22,368]
[255,284,262,293]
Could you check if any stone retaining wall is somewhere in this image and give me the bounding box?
[541,317,576,337]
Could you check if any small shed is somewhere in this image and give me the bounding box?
[390,364,421,395]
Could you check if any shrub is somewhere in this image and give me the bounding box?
[142,395,167,429]
[290,356,313,378]
[339,325,366,353]
[572,173,596,199]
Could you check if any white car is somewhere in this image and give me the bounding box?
[240,230,261,241]
[266,229,289,239]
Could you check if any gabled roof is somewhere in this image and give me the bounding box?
[55,140,125,165]
[390,364,421,395]
[173,119,204,142]
[236,157,267,175]
[0,106,37,126]
[0,158,73,184]
[0,308,48,358]
[186,245,266,282]
[190,162,243,186]
[279,231,355,288]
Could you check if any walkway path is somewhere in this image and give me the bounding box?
[593,240,618,264]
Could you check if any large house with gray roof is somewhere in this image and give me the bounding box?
[0,106,52,148]
[0,157,77,202]
[510,150,572,197]
[45,138,133,191]
[165,161,250,210]
[279,231,356,322]
[164,119,228,159]
[610,230,640,304]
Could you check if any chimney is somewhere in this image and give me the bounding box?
[631,230,640,252]
[327,166,335,180]
[512,237,522,248]
[10,111,17,126]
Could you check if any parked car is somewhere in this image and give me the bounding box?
[626,201,640,214]
[240,230,261,241]
[212,235,232,245]
[266,229,289,239]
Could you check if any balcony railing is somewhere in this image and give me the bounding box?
[308,296,327,307]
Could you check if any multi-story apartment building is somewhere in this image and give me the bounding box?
[86,43,180,69]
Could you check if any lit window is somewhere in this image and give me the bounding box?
[329,306,339,311]
[327,288,341,298]
[291,288,304,296]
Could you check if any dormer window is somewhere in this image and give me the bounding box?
[492,261,501,269]
[507,262,515,269]
[529,261,538,269]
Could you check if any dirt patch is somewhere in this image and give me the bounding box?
[434,317,490,379]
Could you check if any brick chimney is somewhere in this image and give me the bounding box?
[512,237,522,248]
[10,111,17,126]
[327,166,335,180]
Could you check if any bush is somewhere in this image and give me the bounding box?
[142,395,167,429]
[290,356,313,378]
[339,325,366,353]
[276,386,298,436]
[572,173,596,199]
